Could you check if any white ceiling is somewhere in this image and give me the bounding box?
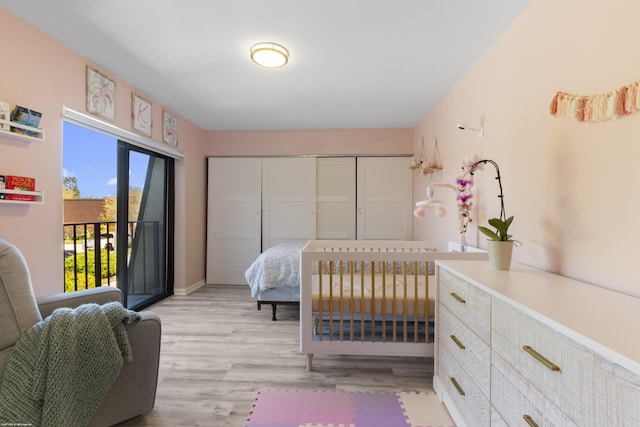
[0,1,532,131]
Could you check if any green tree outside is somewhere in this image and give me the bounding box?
[63,176,81,199]
[64,249,117,292]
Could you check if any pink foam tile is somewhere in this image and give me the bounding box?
[246,389,354,426]
[298,424,356,427]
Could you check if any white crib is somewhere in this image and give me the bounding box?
[300,240,487,370]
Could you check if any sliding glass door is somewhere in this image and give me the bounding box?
[117,143,174,309]
[63,122,174,310]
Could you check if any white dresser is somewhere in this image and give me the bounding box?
[434,260,640,427]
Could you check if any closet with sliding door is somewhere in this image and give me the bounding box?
[206,155,412,285]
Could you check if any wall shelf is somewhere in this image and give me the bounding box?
[0,118,45,142]
[0,189,44,204]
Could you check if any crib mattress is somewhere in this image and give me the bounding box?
[311,273,434,318]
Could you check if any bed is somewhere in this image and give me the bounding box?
[244,240,307,320]
[300,240,487,370]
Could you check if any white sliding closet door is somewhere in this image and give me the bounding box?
[262,157,316,249]
[316,157,356,240]
[356,156,413,240]
[206,157,262,285]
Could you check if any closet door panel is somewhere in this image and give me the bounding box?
[206,157,261,285]
[262,157,316,249]
[356,156,413,240]
[316,157,356,240]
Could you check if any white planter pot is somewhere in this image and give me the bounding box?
[487,240,514,271]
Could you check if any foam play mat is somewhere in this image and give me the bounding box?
[245,389,455,427]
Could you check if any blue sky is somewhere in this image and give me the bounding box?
[63,122,148,198]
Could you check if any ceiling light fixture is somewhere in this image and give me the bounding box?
[250,42,289,68]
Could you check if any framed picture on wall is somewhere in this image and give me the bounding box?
[132,93,152,137]
[86,66,116,121]
[162,110,178,146]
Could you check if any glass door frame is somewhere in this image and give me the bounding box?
[117,141,175,310]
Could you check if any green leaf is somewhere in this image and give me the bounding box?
[505,216,514,229]
[478,226,500,241]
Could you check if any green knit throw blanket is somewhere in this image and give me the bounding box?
[0,302,141,427]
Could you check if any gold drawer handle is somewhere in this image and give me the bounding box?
[523,414,539,427]
[449,377,465,395]
[450,292,466,303]
[450,335,466,349]
[523,345,560,371]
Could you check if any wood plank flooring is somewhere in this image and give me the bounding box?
[120,284,435,427]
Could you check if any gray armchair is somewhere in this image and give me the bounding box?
[0,236,161,426]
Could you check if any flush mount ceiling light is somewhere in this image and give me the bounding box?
[250,42,289,68]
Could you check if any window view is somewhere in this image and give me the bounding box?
[63,121,173,309]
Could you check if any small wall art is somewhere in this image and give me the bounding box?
[86,66,116,121]
[550,78,640,122]
[132,93,152,137]
[162,110,178,146]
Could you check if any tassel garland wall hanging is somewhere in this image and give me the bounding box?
[549,79,640,122]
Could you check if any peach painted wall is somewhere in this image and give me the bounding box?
[206,128,413,156]
[0,9,207,296]
[413,0,640,297]
[8,0,637,301]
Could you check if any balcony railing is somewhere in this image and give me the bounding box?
[63,221,160,297]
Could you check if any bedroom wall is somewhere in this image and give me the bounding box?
[413,0,640,298]
[7,1,637,300]
[206,128,413,157]
[0,8,413,297]
[0,9,207,296]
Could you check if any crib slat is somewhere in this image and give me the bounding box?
[424,262,429,343]
[392,261,397,343]
[339,261,344,342]
[318,260,323,342]
[382,261,387,343]
[360,261,365,343]
[350,261,355,342]
[414,261,419,343]
[403,261,408,344]
[329,260,334,342]
[371,260,375,343]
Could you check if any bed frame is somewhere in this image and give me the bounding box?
[257,300,298,321]
[300,240,487,370]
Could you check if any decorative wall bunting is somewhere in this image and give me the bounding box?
[549,79,640,122]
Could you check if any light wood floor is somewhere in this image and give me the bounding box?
[120,284,435,426]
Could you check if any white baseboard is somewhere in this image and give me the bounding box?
[174,279,205,296]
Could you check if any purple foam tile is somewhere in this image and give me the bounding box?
[352,392,410,427]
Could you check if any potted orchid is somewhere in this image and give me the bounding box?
[469,159,520,270]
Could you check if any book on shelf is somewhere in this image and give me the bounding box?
[0,175,36,191]
[0,101,9,130]
[10,105,42,136]
[0,193,36,202]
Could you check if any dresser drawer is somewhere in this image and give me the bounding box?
[601,357,640,426]
[492,351,579,426]
[491,405,508,426]
[438,339,490,427]
[492,297,596,425]
[438,303,490,399]
[437,267,491,343]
